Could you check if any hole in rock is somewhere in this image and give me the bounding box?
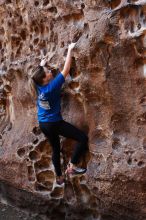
[1,57,4,62]
[52,44,56,52]
[127,158,132,165]
[29,145,33,150]
[124,150,134,155]
[36,141,50,154]
[1,48,4,54]
[16,48,21,58]
[27,165,35,181]
[34,156,51,172]
[84,22,89,31]
[34,182,50,192]
[19,15,23,25]
[81,3,85,9]
[47,7,57,13]
[5,123,12,131]
[20,29,26,40]
[43,0,50,6]
[50,187,64,198]
[29,44,33,51]
[130,21,135,33]
[79,175,86,183]
[8,21,11,27]
[42,181,53,191]
[69,57,80,78]
[11,36,21,47]
[140,96,146,106]
[14,63,23,75]
[63,13,83,22]
[29,150,40,161]
[17,148,25,158]
[32,126,41,135]
[3,85,11,93]
[64,48,68,56]
[34,1,39,6]
[138,161,145,167]
[36,170,54,184]
[0,28,5,36]
[60,41,64,48]
[68,81,80,89]
[109,0,121,9]
[72,31,83,42]
[38,39,46,48]
[45,26,49,33]
[41,48,47,56]
[137,112,146,125]
[33,138,39,145]
[33,38,39,45]
[34,26,39,34]
[112,137,121,150]
[137,23,141,30]
[40,24,45,35]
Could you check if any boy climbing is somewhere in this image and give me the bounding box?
[28,42,88,186]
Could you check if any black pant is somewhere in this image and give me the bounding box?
[39,120,88,176]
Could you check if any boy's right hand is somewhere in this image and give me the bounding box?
[40,58,47,67]
[68,42,76,51]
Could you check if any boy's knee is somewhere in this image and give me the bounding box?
[81,133,89,144]
[84,132,89,141]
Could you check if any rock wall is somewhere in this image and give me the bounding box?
[0,0,146,219]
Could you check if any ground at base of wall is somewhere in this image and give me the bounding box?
[0,202,46,220]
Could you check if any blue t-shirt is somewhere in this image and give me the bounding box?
[36,72,65,122]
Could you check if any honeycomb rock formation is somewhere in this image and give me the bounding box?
[0,0,146,219]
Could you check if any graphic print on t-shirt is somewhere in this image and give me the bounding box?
[38,93,51,110]
[36,72,65,122]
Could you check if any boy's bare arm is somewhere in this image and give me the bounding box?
[61,42,76,78]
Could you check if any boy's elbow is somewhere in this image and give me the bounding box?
[61,69,68,78]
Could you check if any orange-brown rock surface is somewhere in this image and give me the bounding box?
[0,0,146,219]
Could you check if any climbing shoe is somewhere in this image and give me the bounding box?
[56,176,65,187]
[65,163,87,177]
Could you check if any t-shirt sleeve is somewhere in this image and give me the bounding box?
[49,72,65,91]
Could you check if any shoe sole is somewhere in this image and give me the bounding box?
[67,171,87,178]
[65,165,87,177]
[55,182,65,187]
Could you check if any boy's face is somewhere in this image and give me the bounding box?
[42,66,53,84]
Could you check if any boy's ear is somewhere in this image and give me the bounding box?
[51,68,59,77]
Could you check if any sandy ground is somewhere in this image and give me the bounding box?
[0,202,45,220]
